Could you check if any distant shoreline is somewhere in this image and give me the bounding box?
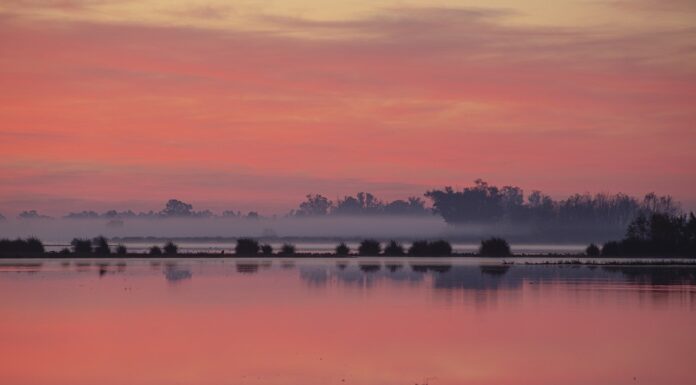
[2,252,696,263]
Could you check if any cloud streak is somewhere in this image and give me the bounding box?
[1,3,695,214]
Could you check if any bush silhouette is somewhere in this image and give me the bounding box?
[358,239,381,255]
[586,243,600,257]
[407,240,452,256]
[408,240,430,256]
[280,243,296,255]
[0,237,45,255]
[235,238,260,256]
[601,241,621,256]
[335,242,350,256]
[92,236,111,255]
[163,241,178,255]
[116,245,128,255]
[479,237,511,257]
[428,240,453,256]
[383,240,405,256]
[71,238,92,254]
[149,246,163,255]
[261,244,273,255]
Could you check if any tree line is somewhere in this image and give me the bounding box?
[594,212,696,257]
[2,180,682,230]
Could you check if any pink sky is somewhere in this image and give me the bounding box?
[1,1,695,215]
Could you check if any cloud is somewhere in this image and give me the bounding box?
[0,5,695,214]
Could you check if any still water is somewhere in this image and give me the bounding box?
[1,258,695,385]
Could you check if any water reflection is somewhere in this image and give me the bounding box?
[294,262,696,294]
[164,266,192,283]
[0,258,695,385]
[236,262,259,274]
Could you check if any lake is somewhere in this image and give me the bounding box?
[1,258,695,385]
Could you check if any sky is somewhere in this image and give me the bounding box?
[1,0,695,215]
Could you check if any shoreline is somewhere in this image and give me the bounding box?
[2,252,696,265]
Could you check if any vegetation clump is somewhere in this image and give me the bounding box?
[92,236,111,255]
[407,240,453,256]
[149,246,163,255]
[335,242,350,256]
[585,243,600,257]
[0,237,45,255]
[280,243,296,255]
[383,241,405,256]
[260,244,273,255]
[163,241,178,255]
[235,238,260,256]
[358,239,381,256]
[601,212,696,256]
[479,237,511,257]
[71,238,93,254]
[115,245,128,255]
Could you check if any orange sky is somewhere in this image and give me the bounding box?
[1,1,695,215]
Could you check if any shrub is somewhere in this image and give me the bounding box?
[428,240,453,256]
[586,243,600,257]
[59,247,71,255]
[479,237,511,257]
[408,240,430,256]
[358,239,381,256]
[71,238,93,254]
[25,237,45,253]
[383,240,405,256]
[115,245,128,255]
[280,243,296,255]
[601,241,621,256]
[149,246,163,255]
[407,240,452,256]
[335,242,350,256]
[163,241,178,255]
[235,238,259,256]
[261,244,273,255]
[92,236,111,255]
[0,237,45,254]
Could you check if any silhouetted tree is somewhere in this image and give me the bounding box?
[163,241,178,255]
[71,238,92,254]
[0,237,45,255]
[479,238,511,257]
[160,199,193,217]
[586,243,600,257]
[335,242,350,256]
[296,194,332,216]
[602,211,696,256]
[149,246,163,255]
[358,239,381,255]
[428,240,453,256]
[383,197,429,215]
[383,241,405,256]
[333,192,383,215]
[18,210,51,219]
[601,241,621,256]
[261,244,273,255]
[116,245,128,255]
[235,238,259,256]
[64,211,100,219]
[92,236,111,255]
[280,243,296,255]
[407,240,452,256]
[408,241,430,256]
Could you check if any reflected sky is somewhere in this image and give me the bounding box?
[1,258,695,385]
